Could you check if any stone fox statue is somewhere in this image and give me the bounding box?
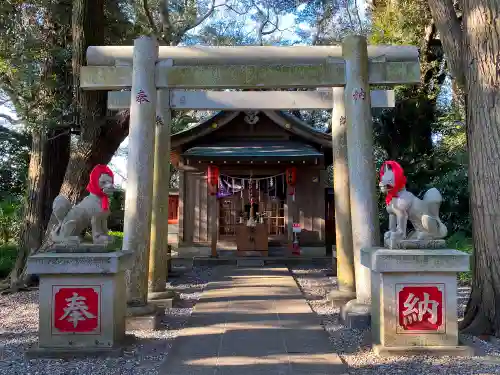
[379,160,448,242]
[50,165,115,246]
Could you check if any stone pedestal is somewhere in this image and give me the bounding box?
[361,247,473,357]
[26,251,133,357]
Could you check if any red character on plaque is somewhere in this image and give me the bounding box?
[53,287,100,333]
[397,284,444,332]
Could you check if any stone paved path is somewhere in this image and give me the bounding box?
[160,266,348,375]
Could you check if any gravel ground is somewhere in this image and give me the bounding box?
[290,266,500,375]
[0,266,215,375]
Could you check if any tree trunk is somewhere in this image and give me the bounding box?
[429,0,500,336]
[457,0,500,336]
[58,0,128,205]
[7,0,74,291]
[9,130,47,288]
[43,129,71,227]
[4,0,129,291]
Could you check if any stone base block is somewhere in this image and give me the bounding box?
[148,290,175,301]
[51,244,110,253]
[26,335,136,359]
[126,303,167,331]
[148,290,174,310]
[298,247,327,257]
[341,300,371,329]
[126,310,165,331]
[126,303,157,316]
[373,344,474,357]
[361,247,471,351]
[384,238,447,249]
[327,289,356,305]
[26,346,124,359]
[149,298,173,310]
[26,252,133,352]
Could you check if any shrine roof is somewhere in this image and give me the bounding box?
[171,110,332,149]
[182,141,323,159]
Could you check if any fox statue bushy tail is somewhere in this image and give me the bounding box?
[422,188,448,238]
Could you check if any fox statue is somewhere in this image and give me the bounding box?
[379,161,448,244]
[50,165,115,246]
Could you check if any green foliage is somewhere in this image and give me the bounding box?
[370,0,470,238]
[108,231,124,251]
[373,87,436,166]
[109,189,125,212]
[0,125,30,198]
[0,244,17,278]
[0,198,22,244]
[429,104,469,234]
[374,97,470,236]
[0,0,73,130]
[368,0,432,46]
[108,190,125,231]
[447,232,473,284]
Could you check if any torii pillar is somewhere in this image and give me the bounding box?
[342,35,381,327]
[122,36,158,311]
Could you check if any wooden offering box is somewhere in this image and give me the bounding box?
[235,223,269,256]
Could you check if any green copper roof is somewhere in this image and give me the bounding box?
[182,141,322,158]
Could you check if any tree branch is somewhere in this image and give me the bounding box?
[252,1,280,45]
[427,0,465,87]
[0,113,20,125]
[343,0,355,31]
[353,0,364,33]
[175,0,220,40]
[143,0,159,37]
[160,0,173,43]
[224,3,251,16]
[312,4,332,45]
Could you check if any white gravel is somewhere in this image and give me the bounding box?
[0,266,215,375]
[290,266,500,375]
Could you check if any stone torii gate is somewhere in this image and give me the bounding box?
[80,36,420,320]
[106,85,396,305]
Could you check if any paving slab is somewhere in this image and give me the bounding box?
[160,266,348,375]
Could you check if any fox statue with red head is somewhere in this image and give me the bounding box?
[379,160,448,248]
[50,165,116,247]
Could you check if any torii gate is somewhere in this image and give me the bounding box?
[105,84,396,310]
[80,35,420,322]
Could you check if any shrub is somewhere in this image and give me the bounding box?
[0,244,17,278]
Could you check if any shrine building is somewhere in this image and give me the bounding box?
[168,110,335,258]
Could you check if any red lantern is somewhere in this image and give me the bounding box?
[286,167,297,200]
[170,151,180,167]
[286,167,297,186]
[207,165,219,196]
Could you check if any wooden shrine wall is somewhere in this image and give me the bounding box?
[179,166,326,247]
[292,167,326,246]
[182,169,213,244]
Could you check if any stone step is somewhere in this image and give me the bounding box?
[237,259,265,267]
[193,256,334,268]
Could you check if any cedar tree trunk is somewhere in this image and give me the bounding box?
[58,0,128,205]
[428,0,500,336]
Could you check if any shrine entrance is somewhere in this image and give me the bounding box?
[218,173,287,247]
[170,110,330,257]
